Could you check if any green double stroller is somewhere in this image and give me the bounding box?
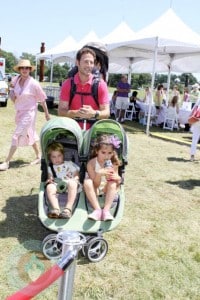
[38,117,128,262]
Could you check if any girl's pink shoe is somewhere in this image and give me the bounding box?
[88,209,102,221]
[102,210,114,221]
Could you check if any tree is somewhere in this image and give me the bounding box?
[20,53,36,65]
[45,63,70,83]
[0,50,17,73]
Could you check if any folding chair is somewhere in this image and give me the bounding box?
[163,107,179,131]
[139,104,156,126]
[125,103,136,121]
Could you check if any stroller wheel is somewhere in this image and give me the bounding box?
[80,236,94,257]
[42,234,62,260]
[85,237,108,262]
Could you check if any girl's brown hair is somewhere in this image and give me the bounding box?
[90,134,121,166]
[171,95,178,107]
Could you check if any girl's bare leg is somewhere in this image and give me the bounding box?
[84,178,101,210]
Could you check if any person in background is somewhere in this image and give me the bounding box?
[169,95,179,115]
[130,90,142,121]
[189,98,200,161]
[171,85,180,101]
[143,86,153,104]
[155,84,164,110]
[115,75,131,123]
[155,99,167,127]
[0,59,50,171]
[190,83,200,108]
[58,47,110,130]
[84,134,122,221]
[46,142,80,219]
[110,90,118,117]
[183,87,190,102]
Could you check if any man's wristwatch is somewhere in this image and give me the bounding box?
[94,110,100,119]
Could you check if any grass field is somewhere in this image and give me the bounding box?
[0,100,200,299]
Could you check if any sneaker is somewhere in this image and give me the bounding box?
[116,118,119,122]
[190,155,195,161]
[88,209,102,221]
[120,118,125,123]
[102,210,114,221]
[0,162,9,171]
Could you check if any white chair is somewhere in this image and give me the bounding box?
[125,103,136,121]
[139,104,156,126]
[181,102,192,111]
[163,107,179,131]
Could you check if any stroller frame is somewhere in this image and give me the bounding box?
[38,117,128,262]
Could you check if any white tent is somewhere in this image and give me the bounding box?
[102,21,136,44]
[76,30,101,48]
[108,9,200,134]
[64,30,102,61]
[36,31,101,82]
[108,9,200,73]
[36,35,78,63]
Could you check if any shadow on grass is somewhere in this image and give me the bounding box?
[9,159,32,168]
[167,157,191,162]
[166,179,200,190]
[0,193,49,245]
[0,193,92,266]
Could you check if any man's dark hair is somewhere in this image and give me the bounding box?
[76,47,96,61]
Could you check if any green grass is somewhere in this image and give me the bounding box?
[0,100,200,299]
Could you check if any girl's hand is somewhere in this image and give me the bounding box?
[105,168,114,181]
[107,171,121,183]
[46,177,54,184]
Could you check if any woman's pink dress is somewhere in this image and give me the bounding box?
[11,76,47,146]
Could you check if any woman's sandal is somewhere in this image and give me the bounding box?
[59,207,72,219]
[47,208,60,219]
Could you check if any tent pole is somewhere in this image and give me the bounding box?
[50,55,53,86]
[146,37,158,136]
[166,65,171,105]
[166,54,174,105]
[128,58,134,84]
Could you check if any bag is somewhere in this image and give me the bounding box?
[188,106,200,124]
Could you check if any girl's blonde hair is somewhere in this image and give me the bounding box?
[91,134,121,166]
[47,142,64,160]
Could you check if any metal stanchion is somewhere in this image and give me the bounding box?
[56,231,86,300]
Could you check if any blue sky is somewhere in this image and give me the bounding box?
[1,0,200,57]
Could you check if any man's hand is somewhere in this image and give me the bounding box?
[78,105,95,119]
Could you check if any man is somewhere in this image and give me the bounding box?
[58,47,110,129]
[115,75,131,123]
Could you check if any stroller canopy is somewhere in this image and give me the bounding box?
[40,117,83,160]
[82,119,128,163]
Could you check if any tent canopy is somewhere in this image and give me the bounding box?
[37,35,78,63]
[102,21,136,44]
[108,9,200,73]
[107,8,200,134]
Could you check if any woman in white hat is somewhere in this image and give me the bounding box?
[0,59,50,171]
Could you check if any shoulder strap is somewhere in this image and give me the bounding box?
[69,76,99,108]
[49,162,57,178]
[69,77,76,107]
[91,77,99,104]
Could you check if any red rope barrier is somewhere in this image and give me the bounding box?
[6,264,64,300]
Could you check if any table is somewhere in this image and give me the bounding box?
[178,109,191,125]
